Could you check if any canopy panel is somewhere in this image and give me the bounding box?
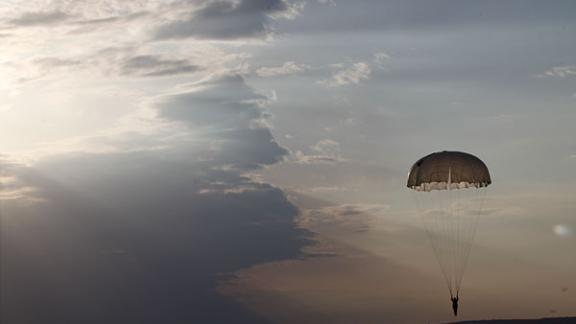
[407,151,491,192]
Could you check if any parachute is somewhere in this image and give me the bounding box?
[407,151,491,298]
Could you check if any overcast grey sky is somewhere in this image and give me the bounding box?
[1,1,575,323]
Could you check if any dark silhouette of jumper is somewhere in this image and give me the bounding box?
[451,295,459,316]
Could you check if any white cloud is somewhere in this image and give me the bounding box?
[317,0,337,6]
[292,150,340,164]
[540,65,576,78]
[0,1,158,20]
[373,51,391,69]
[256,61,310,77]
[292,139,344,164]
[318,62,371,87]
[311,139,340,157]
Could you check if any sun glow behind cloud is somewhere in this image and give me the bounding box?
[0,11,249,158]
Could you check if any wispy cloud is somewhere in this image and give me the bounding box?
[7,10,71,26]
[300,203,390,231]
[120,55,201,77]
[292,139,345,164]
[318,62,371,87]
[373,51,391,69]
[539,65,576,78]
[256,61,310,77]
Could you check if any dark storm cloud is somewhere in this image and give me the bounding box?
[153,0,295,40]
[120,55,201,77]
[8,11,71,26]
[0,73,309,324]
[158,73,288,168]
[159,73,268,129]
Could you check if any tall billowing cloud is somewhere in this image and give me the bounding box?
[0,73,309,323]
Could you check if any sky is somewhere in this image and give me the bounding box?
[0,1,575,323]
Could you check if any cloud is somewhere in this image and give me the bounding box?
[540,65,576,78]
[256,61,310,77]
[292,139,344,165]
[292,150,340,164]
[318,62,371,87]
[0,72,310,323]
[23,51,204,82]
[158,73,269,127]
[33,57,82,68]
[311,139,340,157]
[120,55,201,77]
[157,73,289,169]
[299,203,390,231]
[317,0,336,6]
[153,0,301,41]
[8,10,71,26]
[314,203,390,217]
[373,51,391,69]
[0,158,43,203]
[303,186,358,193]
[0,1,155,22]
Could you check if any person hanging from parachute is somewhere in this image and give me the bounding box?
[407,151,491,317]
[451,294,459,316]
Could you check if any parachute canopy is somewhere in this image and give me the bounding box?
[407,151,492,298]
[407,151,491,192]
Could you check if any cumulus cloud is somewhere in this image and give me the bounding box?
[256,61,310,77]
[153,0,302,41]
[158,73,270,127]
[158,73,290,169]
[0,73,310,323]
[318,62,371,87]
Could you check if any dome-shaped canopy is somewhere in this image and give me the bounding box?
[407,151,491,192]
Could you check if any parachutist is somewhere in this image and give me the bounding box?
[451,295,459,316]
[407,151,491,317]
